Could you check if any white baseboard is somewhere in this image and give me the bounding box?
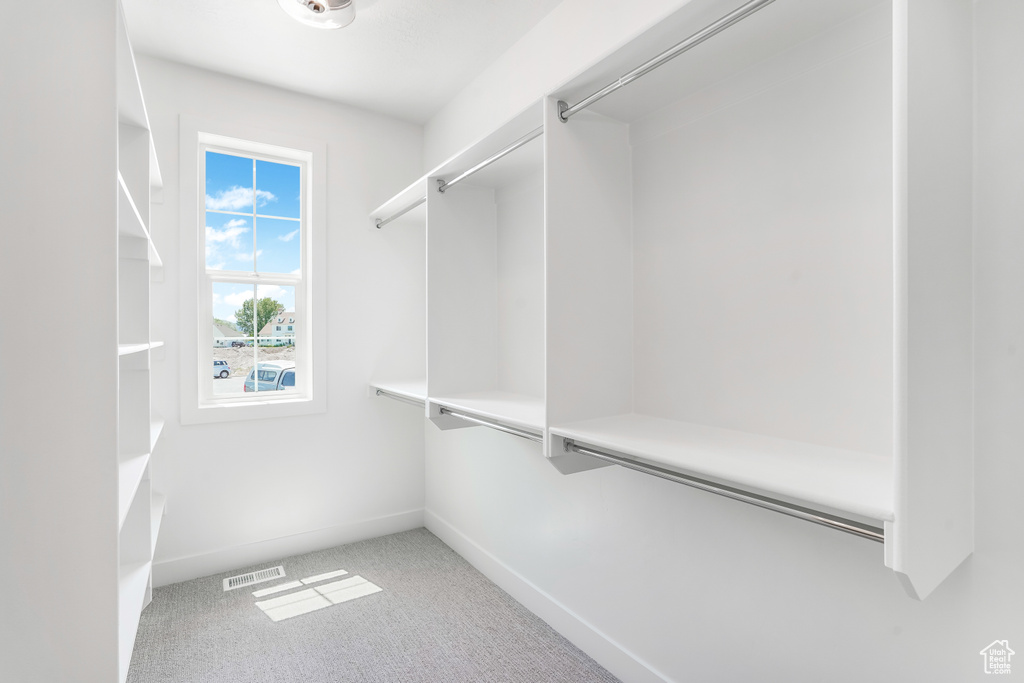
[425,509,671,683]
[153,508,425,587]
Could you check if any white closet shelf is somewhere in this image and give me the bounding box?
[116,0,151,131]
[150,417,164,453]
[149,240,163,269]
[370,176,427,229]
[118,342,149,357]
[550,413,893,524]
[150,492,166,555]
[371,379,427,403]
[117,453,150,530]
[118,560,151,613]
[117,341,163,357]
[117,173,161,266]
[117,173,150,241]
[149,138,163,192]
[117,560,151,680]
[431,391,544,433]
[373,101,543,230]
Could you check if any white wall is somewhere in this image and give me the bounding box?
[138,57,428,584]
[421,1,1024,681]
[0,2,120,681]
[424,0,693,168]
[496,172,545,398]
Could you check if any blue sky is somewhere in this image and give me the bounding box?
[205,151,301,274]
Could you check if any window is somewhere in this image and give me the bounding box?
[180,119,325,424]
[203,144,305,403]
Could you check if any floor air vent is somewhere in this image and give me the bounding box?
[223,566,286,591]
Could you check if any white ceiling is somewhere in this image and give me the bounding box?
[122,0,564,125]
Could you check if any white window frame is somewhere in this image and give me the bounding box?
[180,116,326,424]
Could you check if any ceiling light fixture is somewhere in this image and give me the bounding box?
[277,0,356,29]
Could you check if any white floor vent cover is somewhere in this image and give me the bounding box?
[223,566,286,591]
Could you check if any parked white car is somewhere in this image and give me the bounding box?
[243,361,296,392]
[213,360,231,378]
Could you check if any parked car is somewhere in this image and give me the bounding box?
[213,360,231,378]
[230,340,248,348]
[243,361,296,392]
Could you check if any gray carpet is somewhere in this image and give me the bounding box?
[128,528,620,682]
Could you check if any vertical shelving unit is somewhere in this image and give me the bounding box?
[543,0,972,598]
[545,3,898,473]
[369,177,429,408]
[116,3,165,680]
[371,0,973,599]
[426,103,546,435]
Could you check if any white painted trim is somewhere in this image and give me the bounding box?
[153,509,425,587]
[179,115,328,425]
[425,510,672,683]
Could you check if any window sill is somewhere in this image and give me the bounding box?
[181,394,325,425]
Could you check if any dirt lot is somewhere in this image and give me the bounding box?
[213,345,295,379]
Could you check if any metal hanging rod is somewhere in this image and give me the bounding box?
[563,439,885,543]
[375,195,426,229]
[557,0,778,122]
[438,406,543,443]
[375,388,425,408]
[436,126,543,194]
[377,124,544,224]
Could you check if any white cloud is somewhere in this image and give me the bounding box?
[258,285,291,304]
[233,249,262,262]
[206,221,253,270]
[206,224,249,247]
[290,268,302,275]
[205,186,277,211]
[224,290,255,307]
[260,285,285,298]
[278,229,300,242]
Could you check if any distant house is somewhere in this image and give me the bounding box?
[258,310,297,345]
[213,322,244,348]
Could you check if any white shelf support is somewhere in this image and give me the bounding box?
[888,0,974,600]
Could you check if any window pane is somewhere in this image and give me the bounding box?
[206,212,253,271]
[205,152,253,213]
[255,284,297,393]
[255,216,301,275]
[211,282,256,396]
[255,159,300,219]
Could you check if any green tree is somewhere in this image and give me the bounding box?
[235,297,283,338]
